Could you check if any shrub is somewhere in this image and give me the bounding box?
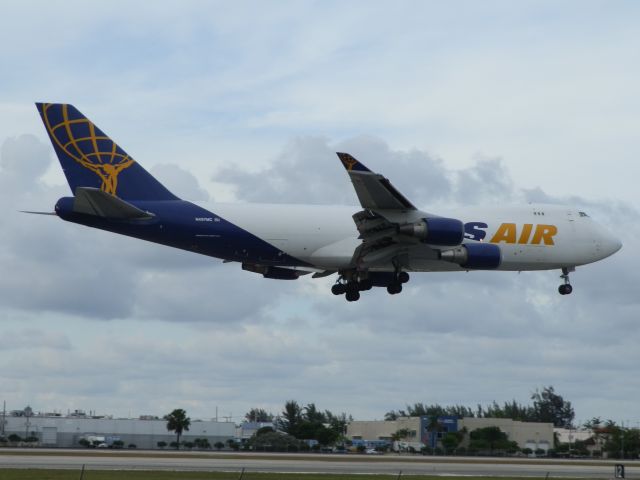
[193,438,210,449]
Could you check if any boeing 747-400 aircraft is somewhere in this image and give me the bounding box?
[32,103,622,301]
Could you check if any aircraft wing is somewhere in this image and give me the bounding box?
[337,153,431,269]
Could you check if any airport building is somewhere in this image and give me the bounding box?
[236,421,275,442]
[1,409,235,449]
[347,416,554,452]
[0,406,554,453]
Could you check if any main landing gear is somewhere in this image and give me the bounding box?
[386,271,409,295]
[558,267,574,295]
[331,281,366,302]
[331,271,410,302]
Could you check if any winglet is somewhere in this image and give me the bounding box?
[336,152,416,210]
[336,152,372,173]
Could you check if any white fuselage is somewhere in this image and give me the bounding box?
[196,202,621,272]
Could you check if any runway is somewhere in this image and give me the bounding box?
[1,450,638,478]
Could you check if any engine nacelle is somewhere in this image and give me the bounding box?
[439,243,501,269]
[397,217,464,246]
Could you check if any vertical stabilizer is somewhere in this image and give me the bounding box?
[36,103,178,201]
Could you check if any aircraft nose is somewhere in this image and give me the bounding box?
[610,235,622,254]
[602,231,622,257]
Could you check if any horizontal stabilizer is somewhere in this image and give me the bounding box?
[20,210,56,215]
[73,187,155,220]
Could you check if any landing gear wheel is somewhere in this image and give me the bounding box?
[558,284,573,295]
[558,267,574,295]
[358,279,373,291]
[345,290,360,302]
[398,272,410,284]
[331,283,346,295]
[387,283,402,295]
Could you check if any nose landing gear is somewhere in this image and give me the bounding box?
[558,267,574,295]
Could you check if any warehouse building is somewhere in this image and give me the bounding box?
[1,410,235,449]
[347,416,554,452]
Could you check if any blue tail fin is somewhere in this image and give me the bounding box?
[36,103,178,201]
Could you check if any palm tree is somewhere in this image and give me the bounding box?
[279,401,302,437]
[164,409,191,449]
[426,416,444,452]
[245,408,273,423]
[391,428,411,452]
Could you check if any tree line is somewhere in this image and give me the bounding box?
[162,385,640,457]
[245,401,352,451]
[384,386,575,428]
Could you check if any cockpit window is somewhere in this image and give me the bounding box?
[579,211,589,217]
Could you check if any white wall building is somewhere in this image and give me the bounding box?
[2,414,236,449]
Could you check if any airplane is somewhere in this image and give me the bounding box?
[31,103,622,302]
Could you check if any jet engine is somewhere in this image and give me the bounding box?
[439,243,501,269]
[397,217,464,246]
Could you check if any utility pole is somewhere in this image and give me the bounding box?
[568,425,573,456]
[1,401,5,437]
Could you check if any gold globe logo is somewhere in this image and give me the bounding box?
[339,155,359,171]
[41,103,135,196]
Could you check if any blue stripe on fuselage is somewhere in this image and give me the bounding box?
[55,198,309,267]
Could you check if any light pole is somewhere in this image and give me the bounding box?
[620,420,624,459]
[568,426,573,457]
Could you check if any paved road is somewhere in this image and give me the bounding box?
[1,450,638,478]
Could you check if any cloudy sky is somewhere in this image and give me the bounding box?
[1,1,639,427]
